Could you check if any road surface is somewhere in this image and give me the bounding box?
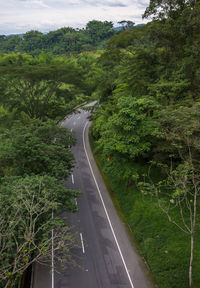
[33,108,154,288]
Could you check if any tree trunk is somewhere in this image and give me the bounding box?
[189,232,194,288]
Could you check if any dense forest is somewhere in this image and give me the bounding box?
[90,1,200,287]
[0,20,117,55]
[0,0,200,287]
[0,51,100,287]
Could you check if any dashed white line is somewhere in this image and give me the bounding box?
[80,233,85,254]
[72,174,74,184]
[83,122,134,288]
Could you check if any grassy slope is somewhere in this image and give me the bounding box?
[89,129,200,288]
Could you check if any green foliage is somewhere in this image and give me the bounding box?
[86,20,115,43]
[0,119,75,179]
[90,1,200,287]
[0,29,100,287]
[1,0,200,285]
[94,95,160,160]
[0,51,85,286]
[0,20,117,55]
[92,0,200,169]
[90,141,200,288]
[0,175,80,288]
[143,0,191,20]
[0,54,86,120]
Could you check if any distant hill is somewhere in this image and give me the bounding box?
[114,26,123,31]
[114,23,145,31]
[6,34,24,37]
[6,24,145,36]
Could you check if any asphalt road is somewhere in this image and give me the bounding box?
[33,108,154,288]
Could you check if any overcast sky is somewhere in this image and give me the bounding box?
[0,0,149,35]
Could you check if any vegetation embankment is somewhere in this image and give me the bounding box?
[89,1,200,287]
[90,131,200,288]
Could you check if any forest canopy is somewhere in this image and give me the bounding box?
[1,4,200,288]
[0,20,116,55]
[90,2,200,287]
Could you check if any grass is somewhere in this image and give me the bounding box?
[89,129,200,288]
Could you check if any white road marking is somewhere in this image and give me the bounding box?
[80,233,85,254]
[71,128,73,132]
[51,211,54,288]
[83,122,134,288]
[72,174,74,184]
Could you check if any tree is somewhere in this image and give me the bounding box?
[92,92,160,186]
[95,95,159,158]
[118,20,135,30]
[0,35,22,53]
[0,57,84,120]
[19,30,44,55]
[0,35,6,40]
[0,119,75,179]
[86,20,114,43]
[143,0,187,20]
[138,101,200,287]
[139,155,199,288]
[89,3,200,286]
[0,175,80,288]
[0,21,116,54]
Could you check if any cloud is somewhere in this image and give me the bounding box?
[15,0,49,8]
[83,0,128,7]
[1,0,149,34]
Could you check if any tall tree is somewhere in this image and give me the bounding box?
[86,20,114,43]
[0,58,84,119]
[0,175,80,288]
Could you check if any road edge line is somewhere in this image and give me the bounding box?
[83,121,134,288]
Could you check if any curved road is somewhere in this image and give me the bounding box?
[33,108,154,288]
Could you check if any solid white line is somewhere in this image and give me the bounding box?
[72,174,74,184]
[51,212,54,288]
[80,233,85,254]
[83,122,134,288]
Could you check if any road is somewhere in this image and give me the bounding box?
[33,108,154,288]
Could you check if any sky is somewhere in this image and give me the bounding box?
[0,0,150,35]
